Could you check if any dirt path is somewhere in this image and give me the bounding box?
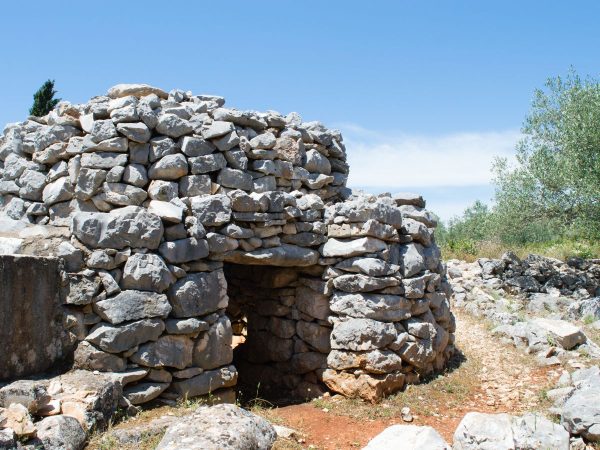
[265,310,562,449]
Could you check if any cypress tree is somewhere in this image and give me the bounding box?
[29,79,61,116]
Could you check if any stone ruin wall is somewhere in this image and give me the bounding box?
[0,83,455,405]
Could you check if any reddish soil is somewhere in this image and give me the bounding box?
[265,312,561,449]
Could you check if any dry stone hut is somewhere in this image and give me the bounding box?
[0,84,455,405]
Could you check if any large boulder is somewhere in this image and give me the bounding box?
[364,424,450,450]
[155,404,276,450]
[453,412,569,450]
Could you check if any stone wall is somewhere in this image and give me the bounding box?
[0,83,455,404]
[0,254,72,380]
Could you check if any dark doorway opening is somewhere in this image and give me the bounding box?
[224,263,330,406]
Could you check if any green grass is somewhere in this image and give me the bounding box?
[440,239,600,262]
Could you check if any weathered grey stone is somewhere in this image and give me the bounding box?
[94,290,171,324]
[189,152,227,174]
[102,182,148,205]
[148,180,179,201]
[330,292,411,321]
[191,194,231,226]
[149,136,177,162]
[202,120,235,139]
[561,385,600,442]
[364,425,449,450]
[181,136,216,156]
[217,167,253,190]
[530,318,586,350]
[72,207,163,249]
[73,341,127,372]
[332,274,399,293]
[149,154,189,180]
[159,237,209,264]
[86,319,164,355]
[223,244,319,267]
[207,232,239,253]
[18,169,46,201]
[169,365,238,398]
[453,412,569,450]
[108,84,168,99]
[321,237,387,258]
[115,121,150,143]
[74,168,106,200]
[124,382,169,405]
[335,257,399,277]
[328,349,403,374]
[42,176,73,205]
[66,273,101,305]
[193,316,233,370]
[33,415,87,450]
[166,318,210,335]
[155,403,275,450]
[80,152,128,169]
[179,174,211,196]
[213,131,240,151]
[331,318,396,351]
[156,114,193,138]
[130,335,193,369]
[122,164,148,187]
[399,243,426,277]
[121,253,175,293]
[249,132,276,149]
[109,368,149,386]
[168,270,228,318]
[148,199,184,223]
[304,149,331,174]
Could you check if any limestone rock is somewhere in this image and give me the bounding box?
[193,316,233,370]
[130,335,193,370]
[170,365,238,398]
[155,404,276,450]
[364,425,450,450]
[191,194,231,226]
[330,292,411,321]
[453,412,569,450]
[0,403,36,438]
[121,253,175,293]
[34,415,87,450]
[86,319,165,353]
[124,382,169,405]
[168,270,228,318]
[72,207,163,249]
[322,369,405,403]
[321,237,387,258]
[159,237,209,264]
[530,318,586,350]
[331,318,396,351]
[73,341,127,372]
[94,290,171,324]
[223,244,319,267]
[107,84,168,99]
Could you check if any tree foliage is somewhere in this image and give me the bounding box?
[443,70,600,253]
[29,79,61,116]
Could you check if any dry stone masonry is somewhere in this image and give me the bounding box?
[0,83,455,410]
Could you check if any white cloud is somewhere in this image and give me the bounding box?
[337,124,521,188]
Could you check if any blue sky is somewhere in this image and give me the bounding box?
[2,1,599,220]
